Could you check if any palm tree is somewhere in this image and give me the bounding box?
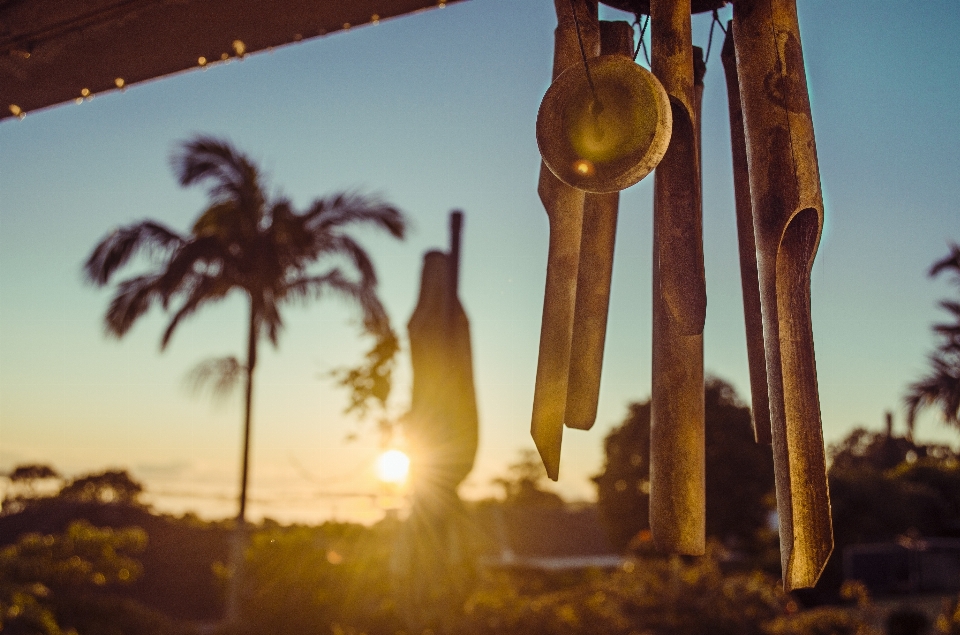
[84,135,407,618]
[905,243,960,435]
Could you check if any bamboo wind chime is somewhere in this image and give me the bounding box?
[531,0,832,590]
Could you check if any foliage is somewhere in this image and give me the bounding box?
[906,243,960,431]
[0,520,147,634]
[2,464,63,515]
[490,449,565,508]
[3,468,143,517]
[828,432,960,546]
[330,328,400,418]
[936,595,960,635]
[812,429,960,597]
[829,427,957,474]
[593,378,776,553]
[763,606,878,635]
[217,521,403,635]
[83,135,407,426]
[464,546,788,635]
[58,470,144,506]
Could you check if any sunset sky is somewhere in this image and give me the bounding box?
[2,0,959,525]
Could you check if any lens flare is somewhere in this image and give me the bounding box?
[376,449,410,484]
[573,159,595,177]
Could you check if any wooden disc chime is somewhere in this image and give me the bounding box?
[531,0,832,590]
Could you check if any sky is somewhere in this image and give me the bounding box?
[1,0,959,525]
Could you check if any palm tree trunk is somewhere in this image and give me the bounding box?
[226,298,258,624]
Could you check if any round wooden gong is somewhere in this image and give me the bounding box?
[536,54,672,193]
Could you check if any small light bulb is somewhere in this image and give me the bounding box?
[232,39,246,56]
[9,104,22,116]
[372,14,380,24]
[343,22,351,30]
[114,77,125,88]
[198,56,207,66]
[75,97,83,105]
[220,52,229,61]
[80,87,90,97]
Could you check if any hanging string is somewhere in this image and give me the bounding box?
[703,8,727,65]
[569,0,600,103]
[633,14,651,65]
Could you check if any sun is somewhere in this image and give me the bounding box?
[376,449,410,485]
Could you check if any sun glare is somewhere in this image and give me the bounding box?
[376,449,410,484]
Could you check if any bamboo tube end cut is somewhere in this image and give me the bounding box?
[533,437,561,482]
[531,415,562,481]
[783,536,833,591]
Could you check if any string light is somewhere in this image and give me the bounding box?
[9,104,22,117]
[198,56,207,66]
[372,14,380,24]
[114,77,125,89]
[232,39,246,57]
[80,88,90,97]
[343,22,351,30]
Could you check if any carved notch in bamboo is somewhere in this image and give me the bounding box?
[732,0,833,590]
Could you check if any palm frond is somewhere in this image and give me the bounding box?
[260,297,283,347]
[184,356,246,402]
[327,234,378,287]
[284,269,388,336]
[284,269,362,305]
[153,236,226,303]
[160,275,229,349]
[930,243,960,283]
[84,221,184,285]
[905,353,960,430]
[305,192,407,240]
[171,136,264,222]
[104,274,164,337]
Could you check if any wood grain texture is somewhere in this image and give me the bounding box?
[649,0,705,555]
[531,0,599,480]
[732,0,833,590]
[564,20,634,431]
[720,25,772,445]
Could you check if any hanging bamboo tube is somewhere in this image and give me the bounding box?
[649,0,705,555]
[532,0,599,480]
[720,24,772,445]
[732,0,833,590]
[564,20,634,431]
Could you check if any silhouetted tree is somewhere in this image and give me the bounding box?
[814,427,960,596]
[1,464,62,514]
[594,378,775,553]
[57,470,144,506]
[905,243,960,434]
[491,449,565,508]
[83,135,407,619]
